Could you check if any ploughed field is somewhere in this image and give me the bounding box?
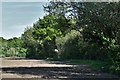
[0,58,119,80]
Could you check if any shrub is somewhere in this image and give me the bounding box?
[56,30,82,59]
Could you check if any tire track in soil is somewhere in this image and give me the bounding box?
[1,58,120,80]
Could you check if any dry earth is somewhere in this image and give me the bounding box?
[0,58,119,80]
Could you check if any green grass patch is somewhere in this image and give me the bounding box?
[68,59,110,71]
[46,58,112,73]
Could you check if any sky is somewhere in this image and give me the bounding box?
[1,2,47,39]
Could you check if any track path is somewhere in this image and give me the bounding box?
[0,58,119,80]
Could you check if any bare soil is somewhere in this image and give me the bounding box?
[0,58,119,80]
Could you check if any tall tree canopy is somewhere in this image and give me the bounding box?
[44,1,120,73]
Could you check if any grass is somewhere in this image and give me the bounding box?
[48,58,110,71]
[67,59,110,71]
[49,58,110,72]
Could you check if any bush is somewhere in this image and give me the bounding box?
[17,48,27,57]
[81,43,108,60]
[108,45,120,75]
[56,30,82,59]
[56,30,109,60]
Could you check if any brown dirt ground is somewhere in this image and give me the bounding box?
[0,58,119,80]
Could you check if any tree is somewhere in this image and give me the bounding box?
[32,13,76,59]
[44,1,120,74]
[21,27,38,58]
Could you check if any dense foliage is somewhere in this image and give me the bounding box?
[1,1,120,75]
[44,1,120,74]
[0,37,26,57]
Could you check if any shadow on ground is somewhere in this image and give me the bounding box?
[2,66,119,79]
[1,58,120,80]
